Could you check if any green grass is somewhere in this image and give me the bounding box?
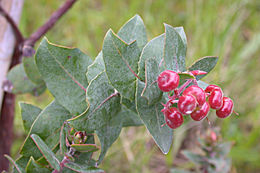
[13,0,260,172]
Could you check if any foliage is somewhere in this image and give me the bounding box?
[171,129,232,173]
[6,15,219,172]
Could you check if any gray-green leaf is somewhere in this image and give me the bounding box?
[4,155,25,173]
[188,56,218,80]
[141,57,162,105]
[19,102,42,134]
[23,57,44,84]
[136,81,173,154]
[6,64,44,94]
[163,23,186,72]
[138,33,165,81]
[103,30,141,101]
[35,38,92,115]
[65,162,104,173]
[117,14,147,49]
[25,157,50,173]
[86,52,105,83]
[69,72,121,132]
[20,100,71,159]
[174,27,187,48]
[30,134,60,171]
[96,122,122,164]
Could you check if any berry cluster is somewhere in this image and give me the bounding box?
[158,70,235,129]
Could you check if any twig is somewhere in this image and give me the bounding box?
[52,147,75,173]
[84,91,120,120]
[91,91,120,115]
[0,5,24,42]
[24,0,78,47]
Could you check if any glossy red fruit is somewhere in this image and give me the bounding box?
[178,94,197,114]
[164,107,183,129]
[205,85,221,93]
[157,70,179,92]
[208,89,223,109]
[183,85,206,106]
[191,101,210,121]
[216,97,234,118]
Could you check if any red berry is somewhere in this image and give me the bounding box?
[164,107,183,129]
[216,97,234,118]
[157,70,179,92]
[190,101,210,121]
[205,85,221,93]
[208,89,223,109]
[183,85,206,106]
[178,94,197,114]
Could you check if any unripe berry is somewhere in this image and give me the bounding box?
[74,131,87,144]
[157,70,179,92]
[208,89,223,109]
[216,97,234,118]
[164,107,183,129]
[190,101,210,121]
[183,85,206,106]
[178,94,197,114]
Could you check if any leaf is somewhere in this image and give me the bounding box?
[138,33,165,81]
[23,57,44,84]
[20,100,71,159]
[197,80,209,90]
[86,52,105,83]
[59,123,68,155]
[136,81,173,154]
[178,73,195,86]
[13,156,30,173]
[141,58,163,105]
[174,27,187,48]
[163,23,186,72]
[71,135,96,166]
[182,150,205,165]
[103,29,141,101]
[35,38,93,115]
[118,98,143,126]
[4,155,25,173]
[71,144,99,153]
[117,105,143,127]
[188,56,218,80]
[29,83,46,96]
[69,72,121,132]
[215,142,232,157]
[96,122,122,164]
[87,15,146,83]
[25,157,50,173]
[31,134,60,171]
[65,162,104,173]
[6,64,44,94]
[121,97,137,113]
[19,102,42,134]
[117,14,147,49]
[207,158,231,173]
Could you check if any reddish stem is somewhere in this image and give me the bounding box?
[178,79,193,95]
[161,122,167,127]
[86,91,120,120]
[233,110,239,116]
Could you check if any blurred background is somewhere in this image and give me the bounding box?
[12,0,260,172]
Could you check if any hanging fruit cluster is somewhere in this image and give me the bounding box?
[158,70,236,129]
